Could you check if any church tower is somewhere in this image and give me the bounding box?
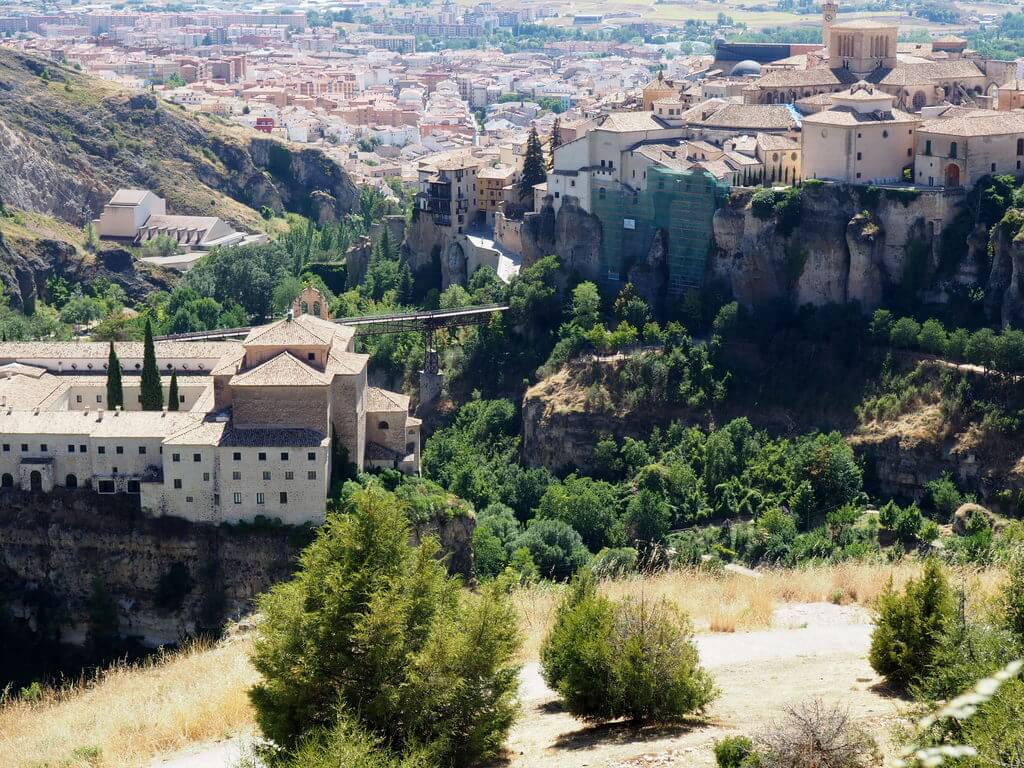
[822,0,838,37]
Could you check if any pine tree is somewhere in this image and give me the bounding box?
[167,370,179,411]
[519,125,547,200]
[397,261,414,305]
[139,318,163,411]
[106,342,123,409]
[549,117,562,169]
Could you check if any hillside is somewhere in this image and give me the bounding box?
[0,50,358,308]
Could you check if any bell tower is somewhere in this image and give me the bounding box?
[822,0,838,37]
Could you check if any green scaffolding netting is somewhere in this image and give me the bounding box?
[590,166,728,296]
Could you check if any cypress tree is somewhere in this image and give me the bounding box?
[139,318,163,411]
[519,125,547,201]
[106,342,123,409]
[397,261,414,305]
[167,370,179,411]
[549,117,561,169]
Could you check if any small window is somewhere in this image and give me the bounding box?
[186,496,193,503]
[285,471,294,480]
[263,471,271,481]
[233,492,242,504]
[128,480,140,494]
[20,444,28,452]
[76,395,82,403]
[378,420,390,430]
[173,479,182,489]
[280,452,289,461]
[279,492,288,504]
[80,444,87,453]
[856,152,862,161]
[307,451,316,460]
[992,163,997,172]
[98,446,106,455]
[256,492,265,505]
[172,453,180,462]
[116,446,124,455]
[233,452,241,461]
[882,130,888,139]
[213,494,219,506]
[2,445,8,452]
[307,352,315,361]
[179,395,185,403]
[96,395,102,403]
[68,445,75,453]
[193,453,201,463]
[232,471,241,480]
[258,452,267,461]
[98,480,115,494]
[308,470,317,480]
[203,472,210,481]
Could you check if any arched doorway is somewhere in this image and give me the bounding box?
[29,471,42,492]
[945,164,961,188]
[1,473,12,488]
[65,474,78,489]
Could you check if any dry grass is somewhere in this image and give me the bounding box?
[512,561,1005,660]
[0,562,1005,767]
[0,633,258,768]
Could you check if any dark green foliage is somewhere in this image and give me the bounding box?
[511,518,590,580]
[472,504,521,579]
[105,342,123,410]
[167,371,179,411]
[749,187,802,236]
[590,547,638,578]
[869,559,956,690]
[537,475,622,552]
[248,485,521,765]
[518,125,547,199]
[715,735,755,768]
[139,319,162,411]
[541,573,716,722]
[183,243,292,321]
[923,474,963,521]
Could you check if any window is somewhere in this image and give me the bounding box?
[80,445,87,453]
[234,492,242,504]
[186,496,193,503]
[378,420,390,430]
[950,141,958,159]
[98,446,106,455]
[882,130,888,139]
[213,494,219,506]
[279,492,288,504]
[280,452,289,461]
[258,452,267,461]
[193,453,201,462]
[172,453,180,462]
[285,471,294,480]
[256,492,265,505]
[76,395,82,403]
[308,470,317,480]
[179,395,185,403]
[908,148,913,157]
[233,451,241,461]
[307,451,316,460]
[1018,138,1024,156]
[116,446,124,455]
[112,466,118,474]
[203,472,210,481]
[173,479,182,489]
[1,445,8,452]
[232,471,241,480]
[856,152,862,161]
[925,139,932,155]
[68,445,75,453]
[138,446,146,455]
[263,471,271,481]
[96,395,102,403]
[307,352,315,361]
[98,480,115,494]
[20,444,27,452]
[992,163,997,172]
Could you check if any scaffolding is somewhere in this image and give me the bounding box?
[590,166,727,296]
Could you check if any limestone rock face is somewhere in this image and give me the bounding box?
[627,228,669,312]
[442,239,468,288]
[522,196,603,282]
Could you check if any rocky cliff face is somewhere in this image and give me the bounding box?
[710,185,962,310]
[521,196,604,283]
[0,489,475,648]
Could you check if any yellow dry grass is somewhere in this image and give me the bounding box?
[0,634,258,768]
[0,562,1005,767]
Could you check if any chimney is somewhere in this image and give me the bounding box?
[286,308,294,322]
[115,405,122,415]
[97,408,104,422]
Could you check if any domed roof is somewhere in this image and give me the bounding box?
[730,59,762,77]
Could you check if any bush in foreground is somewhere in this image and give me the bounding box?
[869,558,955,690]
[755,700,877,768]
[249,486,521,766]
[714,735,755,768]
[540,573,715,722]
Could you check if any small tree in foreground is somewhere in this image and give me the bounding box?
[541,573,715,722]
[869,558,955,690]
[249,486,521,766]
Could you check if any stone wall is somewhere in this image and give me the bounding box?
[494,212,524,255]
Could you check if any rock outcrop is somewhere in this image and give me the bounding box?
[521,195,603,281]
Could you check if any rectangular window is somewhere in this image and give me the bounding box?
[256,492,265,505]
[193,453,201,462]
[179,395,185,403]
[98,480,115,494]
[172,453,180,462]
[263,471,271,481]
[233,492,242,504]
[116,446,124,455]
[186,496,193,503]
[280,451,289,461]
[98,446,106,455]
[258,452,267,461]
[20,444,28,452]
[308,470,317,480]
[80,445,87,453]
[213,494,219,506]
[307,352,315,361]
[279,492,288,504]
[173,479,182,489]
[76,395,82,403]
[232,471,241,480]
[233,452,241,461]
[856,152,862,161]
[307,451,316,461]
[285,471,294,480]
[139,446,146,455]
[68,445,75,453]
[2,445,8,452]
[40,444,47,452]
[96,395,102,403]
[203,472,210,481]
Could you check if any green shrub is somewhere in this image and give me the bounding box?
[283,718,431,768]
[248,486,521,766]
[868,559,956,690]
[590,547,638,578]
[924,473,963,521]
[511,518,590,581]
[540,573,716,722]
[715,735,755,768]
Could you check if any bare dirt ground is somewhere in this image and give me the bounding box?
[150,602,903,768]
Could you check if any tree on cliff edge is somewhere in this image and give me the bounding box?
[140,319,163,411]
[106,342,123,409]
[519,125,547,201]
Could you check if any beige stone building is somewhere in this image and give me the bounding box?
[0,308,420,525]
[914,111,1024,188]
[802,82,919,184]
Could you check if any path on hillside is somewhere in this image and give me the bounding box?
[150,603,901,768]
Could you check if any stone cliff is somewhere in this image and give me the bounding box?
[0,489,474,649]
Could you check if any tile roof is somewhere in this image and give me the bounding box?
[365,386,410,412]
[109,189,154,205]
[243,313,346,346]
[802,106,918,126]
[0,341,242,361]
[232,352,330,387]
[754,67,855,89]
[699,104,799,130]
[596,111,667,132]
[918,112,1024,137]
[165,418,328,446]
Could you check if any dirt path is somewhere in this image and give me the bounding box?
[150,603,903,768]
[501,603,902,768]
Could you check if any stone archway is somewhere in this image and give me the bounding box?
[29,470,42,492]
[945,163,961,188]
[1,473,12,488]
